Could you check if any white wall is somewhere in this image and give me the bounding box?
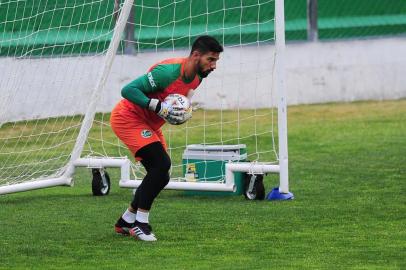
[285,37,406,104]
[1,37,405,123]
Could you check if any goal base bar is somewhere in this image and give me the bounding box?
[0,177,71,195]
[0,160,289,195]
[75,157,236,192]
[74,158,236,192]
[120,179,235,192]
[74,158,289,193]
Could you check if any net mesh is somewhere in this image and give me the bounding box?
[0,0,278,188]
[0,0,117,185]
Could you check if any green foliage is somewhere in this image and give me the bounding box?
[0,100,405,269]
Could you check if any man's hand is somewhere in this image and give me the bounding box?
[148,98,185,124]
[157,100,185,124]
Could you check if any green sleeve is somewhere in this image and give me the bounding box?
[121,64,179,108]
[121,76,151,108]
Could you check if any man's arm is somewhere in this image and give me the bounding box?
[121,64,176,108]
[121,75,152,108]
[121,64,184,123]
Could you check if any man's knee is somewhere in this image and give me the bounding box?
[159,156,171,173]
[137,142,171,173]
[161,172,170,187]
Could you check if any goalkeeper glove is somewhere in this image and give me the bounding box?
[148,98,185,124]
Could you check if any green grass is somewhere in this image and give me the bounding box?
[1,100,405,269]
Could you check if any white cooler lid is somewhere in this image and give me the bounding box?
[183,144,247,161]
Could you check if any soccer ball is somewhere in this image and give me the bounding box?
[164,94,192,125]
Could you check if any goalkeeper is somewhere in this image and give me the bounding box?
[110,35,223,241]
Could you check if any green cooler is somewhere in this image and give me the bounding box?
[182,144,247,196]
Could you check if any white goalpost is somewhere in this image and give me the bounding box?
[0,0,292,199]
[0,0,135,194]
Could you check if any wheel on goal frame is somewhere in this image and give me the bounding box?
[91,168,111,196]
[243,174,265,200]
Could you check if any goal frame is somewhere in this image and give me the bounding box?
[0,0,290,196]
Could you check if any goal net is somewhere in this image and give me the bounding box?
[0,0,288,195]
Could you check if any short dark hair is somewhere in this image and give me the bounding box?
[191,35,223,55]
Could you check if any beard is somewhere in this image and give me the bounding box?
[198,69,212,78]
[197,63,213,78]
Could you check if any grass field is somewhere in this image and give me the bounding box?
[0,100,405,269]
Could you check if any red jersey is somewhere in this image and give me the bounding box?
[119,57,201,130]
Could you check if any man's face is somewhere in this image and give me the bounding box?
[196,51,220,78]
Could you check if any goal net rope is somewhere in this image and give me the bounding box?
[0,0,283,193]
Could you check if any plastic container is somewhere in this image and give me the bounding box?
[182,144,247,195]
